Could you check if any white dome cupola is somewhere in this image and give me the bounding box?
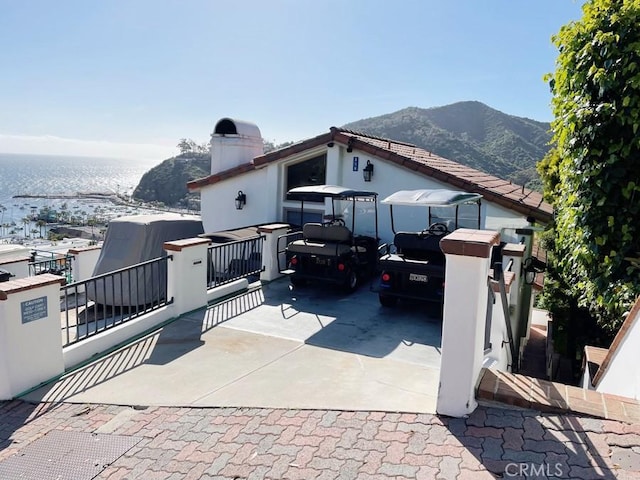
[210,118,263,175]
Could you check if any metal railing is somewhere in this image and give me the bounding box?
[276,230,303,272]
[60,256,172,347]
[484,279,495,353]
[29,251,73,283]
[207,235,265,288]
[488,261,518,372]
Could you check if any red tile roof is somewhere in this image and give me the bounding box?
[187,127,553,223]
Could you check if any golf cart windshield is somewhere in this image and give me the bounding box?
[287,185,378,202]
[286,185,379,238]
[381,189,482,233]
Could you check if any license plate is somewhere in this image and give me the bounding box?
[314,257,329,265]
[409,273,428,283]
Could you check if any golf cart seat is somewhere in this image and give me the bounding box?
[287,223,358,256]
[393,232,444,263]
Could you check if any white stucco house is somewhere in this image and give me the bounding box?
[582,297,640,400]
[187,118,553,245]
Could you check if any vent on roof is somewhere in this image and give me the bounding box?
[214,118,238,135]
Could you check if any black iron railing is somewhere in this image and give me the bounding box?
[488,261,518,372]
[29,251,73,283]
[484,279,495,353]
[60,256,172,347]
[207,236,265,288]
[276,230,303,272]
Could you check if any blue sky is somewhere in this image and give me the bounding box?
[0,0,585,160]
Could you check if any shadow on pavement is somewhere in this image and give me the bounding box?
[0,401,63,459]
[445,405,624,479]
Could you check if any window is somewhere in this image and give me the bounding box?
[285,154,327,194]
[284,209,323,228]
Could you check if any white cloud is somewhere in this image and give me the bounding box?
[0,133,176,160]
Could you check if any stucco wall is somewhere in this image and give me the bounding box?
[198,144,535,241]
[200,168,271,234]
[597,312,640,400]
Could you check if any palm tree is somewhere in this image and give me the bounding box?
[36,220,46,238]
[0,204,6,233]
[22,217,30,237]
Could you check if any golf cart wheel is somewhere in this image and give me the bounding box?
[290,276,306,287]
[344,270,358,293]
[379,294,398,307]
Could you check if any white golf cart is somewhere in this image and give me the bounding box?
[280,185,380,292]
[375,189,482,307]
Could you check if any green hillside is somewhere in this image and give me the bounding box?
[132,152,209,207]
[343,101,551,189]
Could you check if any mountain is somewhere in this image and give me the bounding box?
[343,101,551,189]
[132,152,209,208]
[132,102,552,207]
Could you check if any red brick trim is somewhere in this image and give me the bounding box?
[502,243,526,257]
[185,127,553,223]
[0,274,65,300]
[164,238,211,252]
[0,255,30,266]
[477,368,640,423]
[187,163,257,190]
[440,229,500,258]
[68,246,102,254]
[490,270,515,293]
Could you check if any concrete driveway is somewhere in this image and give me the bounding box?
[25,278,442,413]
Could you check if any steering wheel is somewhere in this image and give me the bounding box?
[329,218,346,227]
[427,222,449,236]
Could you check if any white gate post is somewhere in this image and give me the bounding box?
[0,274,65,400]
[164,238,211,316]
[258,223,290,281]
[437,229,500,417]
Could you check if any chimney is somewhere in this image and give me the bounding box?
[210,118,264,175]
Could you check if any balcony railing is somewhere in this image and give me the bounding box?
[29,251,73,283]
[60,256,172,347]
[206,236,265,288]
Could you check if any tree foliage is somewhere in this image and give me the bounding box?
[177,138,208,155]
[539,0,640,333]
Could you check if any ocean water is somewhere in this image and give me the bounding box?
[0,153,162,239]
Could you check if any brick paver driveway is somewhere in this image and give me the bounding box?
[1,400,639,479]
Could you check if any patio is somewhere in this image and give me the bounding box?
[24,278,442,413]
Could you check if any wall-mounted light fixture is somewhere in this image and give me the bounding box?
[235,190,247,210]
[363,160,374,182]
[523,256,546,285]
[327,141,334,148]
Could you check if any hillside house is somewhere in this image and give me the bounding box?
[187,118,552,245]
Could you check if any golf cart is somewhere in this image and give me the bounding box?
[375,189,482,307]
[280,185,380,292]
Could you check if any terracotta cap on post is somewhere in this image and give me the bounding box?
[490,270,515,293]
[0,273,65,301]
[68,245,102,254]
[164,237,211,252]
[440,228,500,259]
[257,223,290,233]
[502,243,526,257]
[0,255,31,266]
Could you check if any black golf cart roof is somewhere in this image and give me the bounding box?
[381,189,482,207]
[286,185,378,202]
